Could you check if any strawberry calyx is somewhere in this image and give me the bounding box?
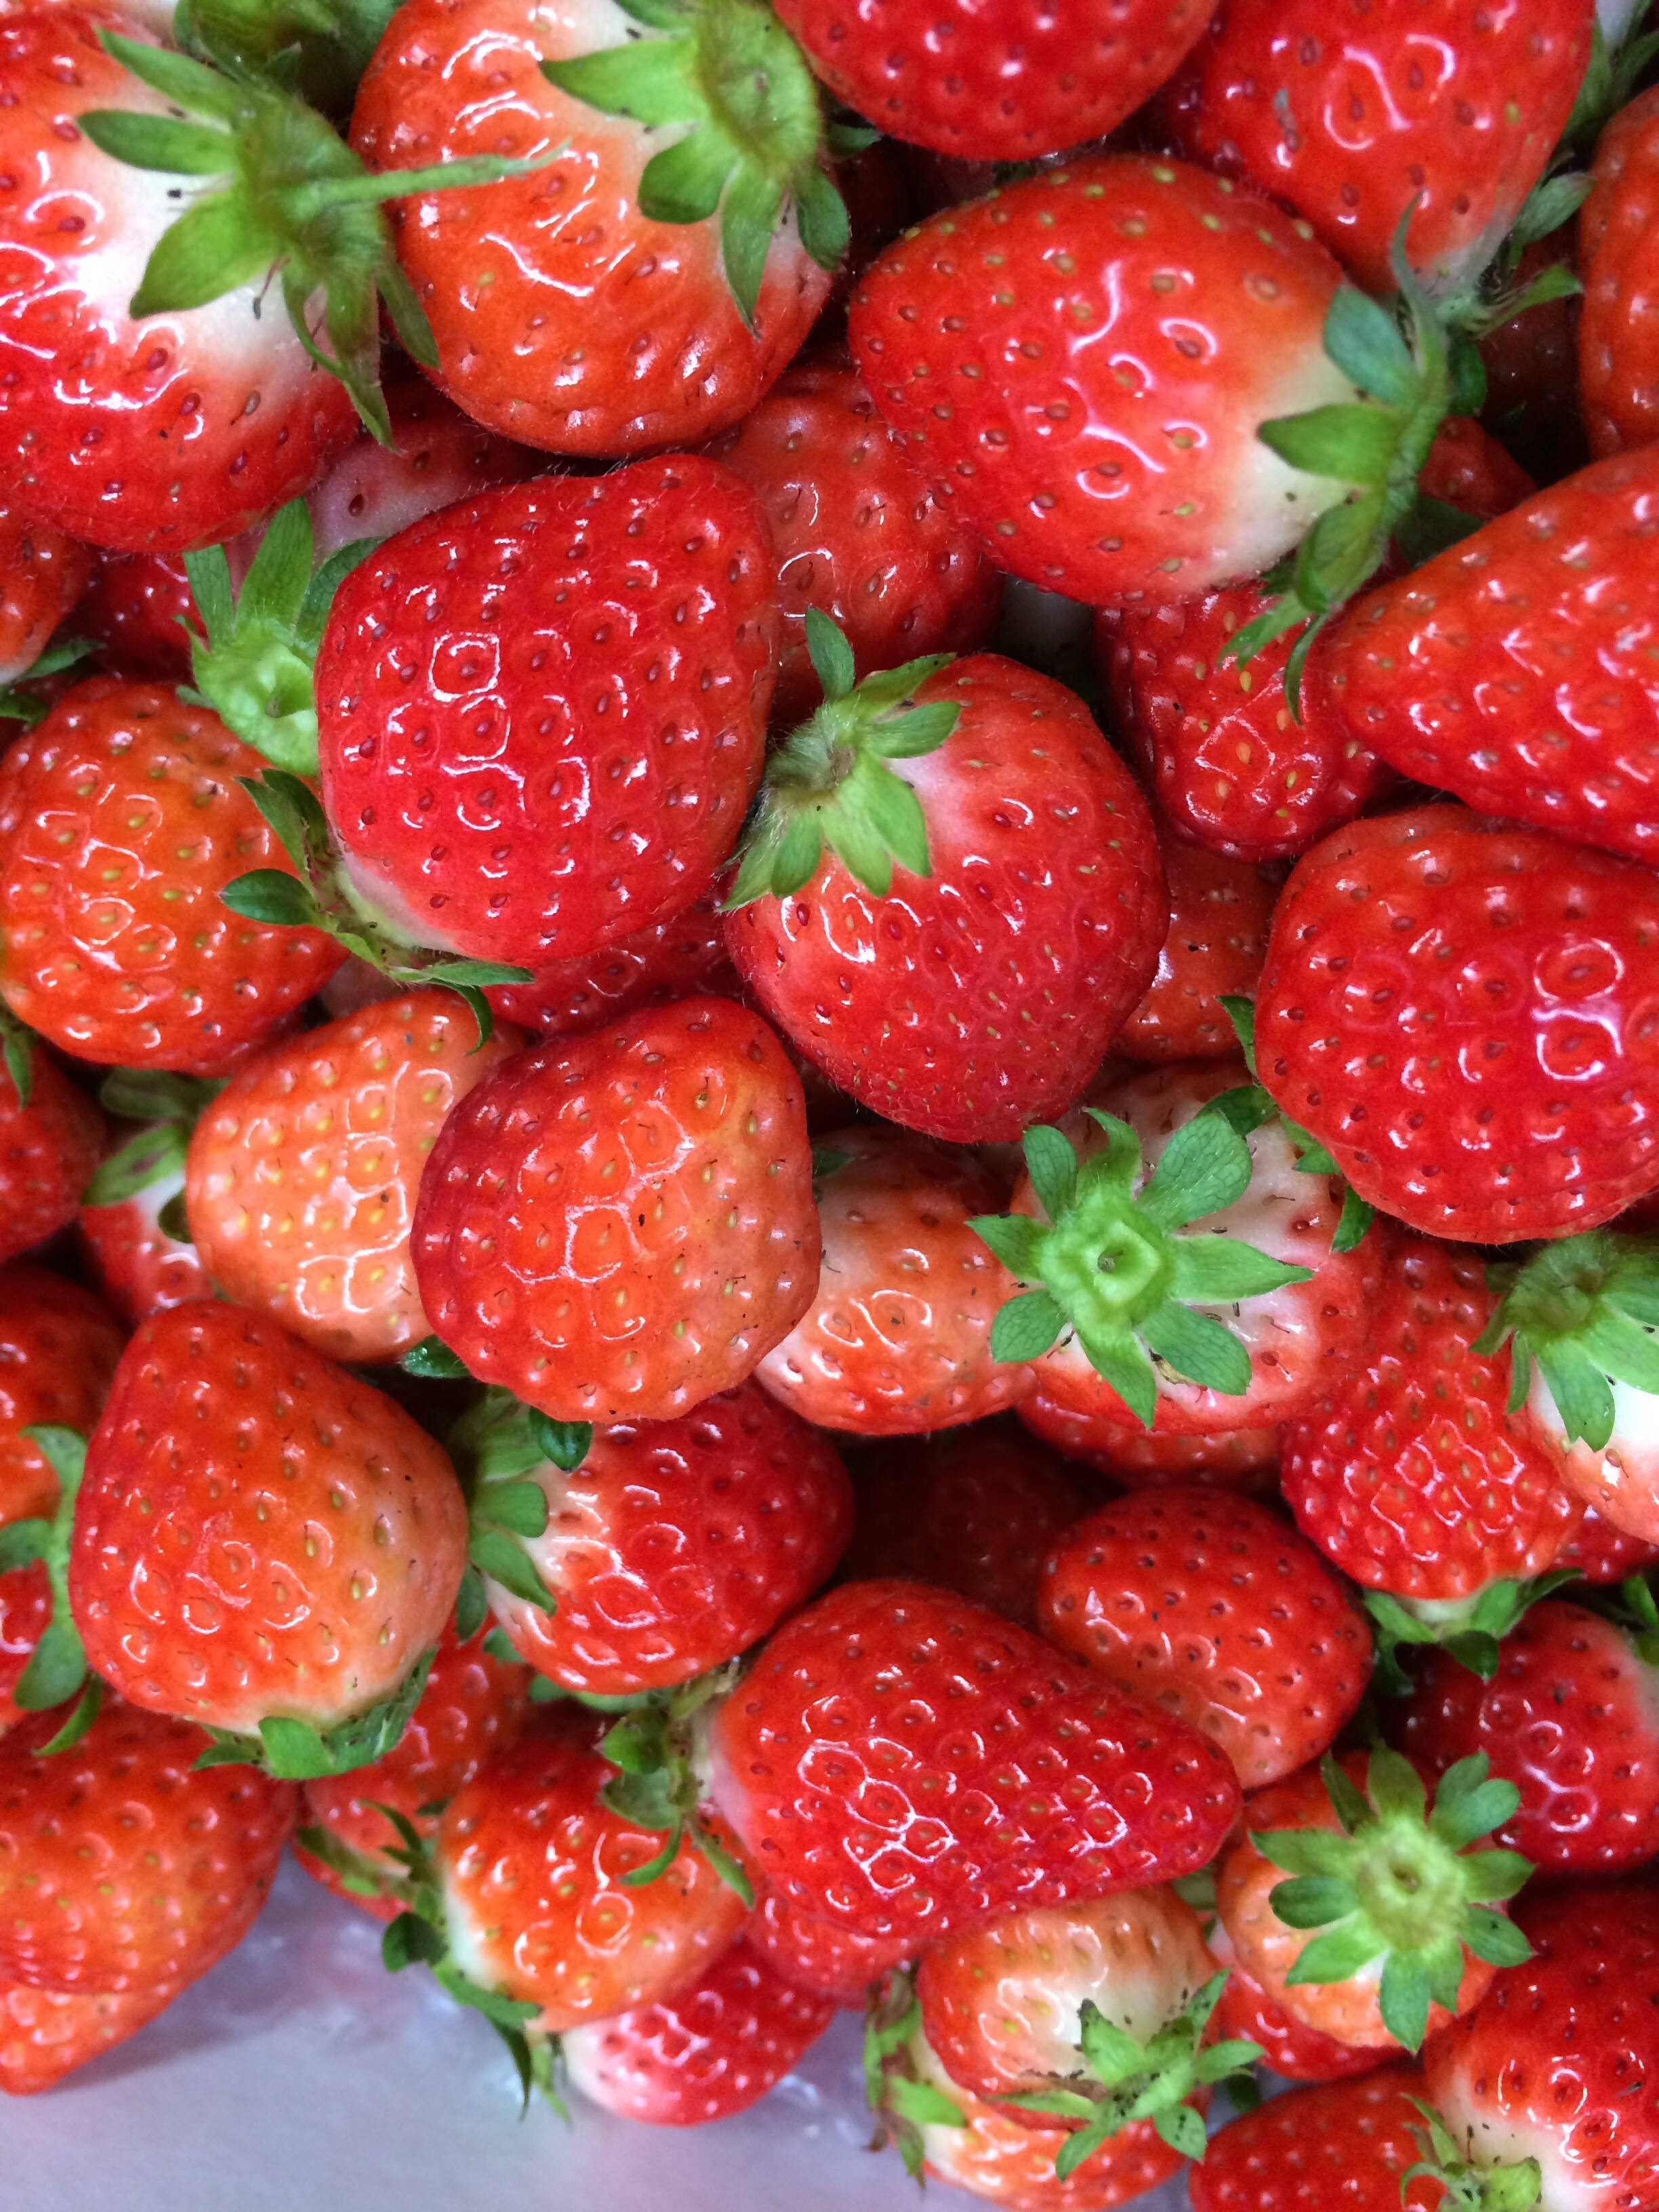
[1252,1748,1532,2052]
[724,611,960,906]
[1364,1574,1578,1694]
[0,1008,36,1111]
[172,0,399,120]
[0,637,96,729]
[596,1668,754,1904]
[1001,1971,1261,2177]
[970,1111,1314,1429]
[863,1971,968,2179]
[0,1427,102,1754]
[541,0,847,327]
[83,1069,221,1232]
[1475,1229,1659,1454]
[1210,996,1374,1254]
[1403,2098,1542,2212]
[193,1644,439,1780]
[445,1386,590,1643]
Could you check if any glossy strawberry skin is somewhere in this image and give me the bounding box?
[484,1384,853,1697]
[0,504,89,689]
[1257,807,1659,1243]
[316,460,777,969]
[1209,1928,1386,2085]
[1115,838,1280,1061]
[0,1060,105,1269]
[184,991,525,1365]
[1019,1395,1280,1495]
[701,357,1000,726]
[1040,1488,1371,1789]
[0,1267,125,1526]
[350,0,828,455]
[79,1136,213,1324]
[1164,0,1590,297]
[1579,85,1659,459]
[849,157,1356,606]
[562,1936,836,2126]
[1191,2064,1443,2212]
[0,1701,294,1994]
[703,1578,1242,1948]
[725,657,1166,1145]
[413,996,821,1427]
[0,1976,179,2095]
[747,1883,913,2007]
[70,1301,468,1735]
[484,895,738,1041]
[1557,1504,1659,1583]
[75,550,199,682]
[1279,1235,1580,1605]
[0,1565,48,1736]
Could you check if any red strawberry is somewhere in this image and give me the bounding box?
[0,1057,105,1269]
[701,1578,1242,1947]
[70,1300,468,1765]
[0,1700,293,1994]
[0,506,89,693]
[1164,0,1591,297]
[701,355,1000,726]
[1254,806,1659,1242]
[0,1267,124,1528]
[1579,85,1659,458]
[0,1566,49,1737]
[78,1078,216,1323]
[1191,2064,1488,2212]
[1557,1503,1659,1582]
[842,1419,1094,1630]
[723,647,1165,1145]
[75,549,199,683]
[413,996,820,1428]
[1208,1925,1385,2085]
[1019,1396,1279,1495]
[455,1382,851,1698]
[1416,413,1537,519]
[1479,230,1582,467]
[0,1975,179,2096]
[1039,1488,1371,1788]
[314,461,775,970]
[1115,838,1280,1063]
[485,895,738,1042]
[747,1883,912,2007]
[562,1936,836,2126]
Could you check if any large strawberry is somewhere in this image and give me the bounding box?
[1254,807,1659,1242]
[0,1059,106,1270]
[723,638,1164,1145]
[1208,1924,1385,2087]
[0,1268,125,1528]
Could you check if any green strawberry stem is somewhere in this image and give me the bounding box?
[193,1645,438,1780]
[0,1007,35,1110]
[969,1109,1313,1429]
[1475,1229,1659,1452]
[1252,1748,1532,2053]
[541,0,846,327]
[0,1427,98,1748]
[596,1668,752,1904]
[1403,2097,1542,2212]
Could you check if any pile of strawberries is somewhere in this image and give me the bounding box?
[2,0,1659,2203]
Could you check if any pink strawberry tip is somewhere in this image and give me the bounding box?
[594,1668,755,1906]
[1401,2096,1542,2212]
[1210,994,1374,1255]
[79,30,564,446]
[968,1107,1315,1429]
[191,1643,441,1780]
[83,1069,222,1233]
[1250,1747,1532,2053]
[1475,1228,1659,1455]
[0,1426,103,1755]
[722,610,960,907]
[540,0,848,329]
[0,636,96,731]
[1362,1573,1578,1696]
[445,1384,591,1644]
[863,1971,968,2180]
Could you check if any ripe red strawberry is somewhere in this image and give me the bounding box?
[0,506,89,692]
[723,647,1165,1145]
[842,1420,1093,1630]
[701,1578,1242,1948]
[455,1382,851,1698]
[314,460,775,970]
[1557,1504,1659,1582]
[562,1936,836,2126]
[485,895,738,1042]
[1254,807,1659,1242]
[0,1699,293,1994]
[75,548,199,683]
[0,1267,124,1528]
[1019,1396,1280,1495]
[1115,838,1280,1063]
[184,990,525,1366]
[0,1566,49,1737]
[1208,1925,1385,2085]
[0,1975,179,2096]
[701,356,1001,726]
[78,1078,215,1322]
[1040,1488,1371,1788]
[1190,2064,1494,2212]
[747,1884,912,2007]
[1416,413,1538,520]
[1164,0,1591,298]
[70,1300,468,1766]
[1579,85,1659,457]
[413,996,819,1427]
[0,1057,105,1269]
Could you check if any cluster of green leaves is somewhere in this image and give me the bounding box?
[1403,2097,1542,2212]
[1476,1229,1659,1453]
[1364,1572,1576,1695]
[862,1973,966,2179]
[195,1646,436,1780]
[443,1383,590,1641]
[598,1670,752,1902]
[0,1427,101,1754]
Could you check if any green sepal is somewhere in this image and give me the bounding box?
[1475,1230,1659,1453]
[0,1008,35,1110]
[401,1336,472,1380]
[1402,2097,1542,2212]
[9,1427,92,1719]
[191,1647,436,1779]
[1363,1574,1575,1694]
[83,1121,190,1208]
[35,1675,104,1757]
[594,1666,752,1903]
[0,635,96,728]
[525,1412,591,1472]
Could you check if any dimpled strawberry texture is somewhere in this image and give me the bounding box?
[747,1883,912,2007]
[0,1067,106,1271]
[1019,1395,1280,1495]
[316,460,777,969]
[1115,837,1280,1060]
[1190,2064,1443,2212]
[1572,83,1659,459]
[485,896,738,1041]
[1255,808,1659,1244]
[0,1977,180,2096]
[0,1267,125,1526]
[0,1702,293,1994]
[412,996,820,1427]
[708,1579,1241,1946]
[1209,1942,1385,2085]
[0,504,89,689]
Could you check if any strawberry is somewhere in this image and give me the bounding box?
[0,1057,106,1269]
[0,506,90,692]
[1579,84,1659,458]
[70,1300,468,1774]
[1479,230,1583,468]
[183,990,525,1366]
[722,641,1165,1146]
[1115,838,1280,1064]
[1254,806,1659,1242]
[76,550,199,683]
[411,996,821,1429]
[0,1698,293,1994]
[0,1976,179,2096]
[1208,1925,1385,2086]
[757,1126,1034,1435]
[1163,0,1592,298]
[350,0,838,454]
[1019,1396,1279,1495]
[747,1884,912,2008]
[842,1419,1094,1629]
[0,1267,124,1528]
[562,1936,836,2126]
[701,1577,1242,1947]
[1216,1748,1529,2054]
[1039,1488,1371,1788]
[776,0,1217,163]
[312,460,775,972]
[1557,1504,1659,1582]
[485,896,738,1042]
[451,1381,851,1698]
[700,355,1001,726]
[1416,413,1538,519]
[78,1072,217,1322]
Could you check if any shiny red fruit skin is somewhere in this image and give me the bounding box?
[701,356,1000,726]
[725,656,1166,1145]
[1279,1234,1581,1605]
[0,1701,294,1994]
[1115,836,1280,1061]
[317,459,777,969]
[1040,1488,1371,1789]
[70,1302,468,1735]
[1191,2064,1443,2212]
[485,1384,852,1697]
[485,895,738,1040]
[1209,1931,1387,2085]
[1256,806,1659,1243]
[0,505,89,689]
[1321,453,1659,867]
[1579,85,1659,459]
[1018,1395,1280,1495]
[76,550,199,682]
[0,1564,48,1734]
[79,1142,215,1324]
[0,1061,105,1269]
[704,1578,1242,1948]
[562,1936,836,2126]
[413,996,819,1427]
[1557,1504,1659,1583]
[1392,1600,1659,1876]
[1164,0,1590,297]
[747,1884,912,2007]
[350,0,828,455]
[0,1267,125,1526]
[0,1976,179,2095]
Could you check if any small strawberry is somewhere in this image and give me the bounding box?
[1557,1504,1659,1582]
[0,1976,180,2096]
[485,896,738,1044]
[0,1053,106,1269]
[75,550,199,683]
[412,996,821,1428]
[1208,1925,1385,2086]
[1115,838,1281,1065]
[78,1071,217,1323]
[748,1885,912,2008]
[1018,1396,1279,1495]
[0,1267,124,1528]
[1039,1488,1371,1789]
[1578,84,1659,458]
[0,506,90,693]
